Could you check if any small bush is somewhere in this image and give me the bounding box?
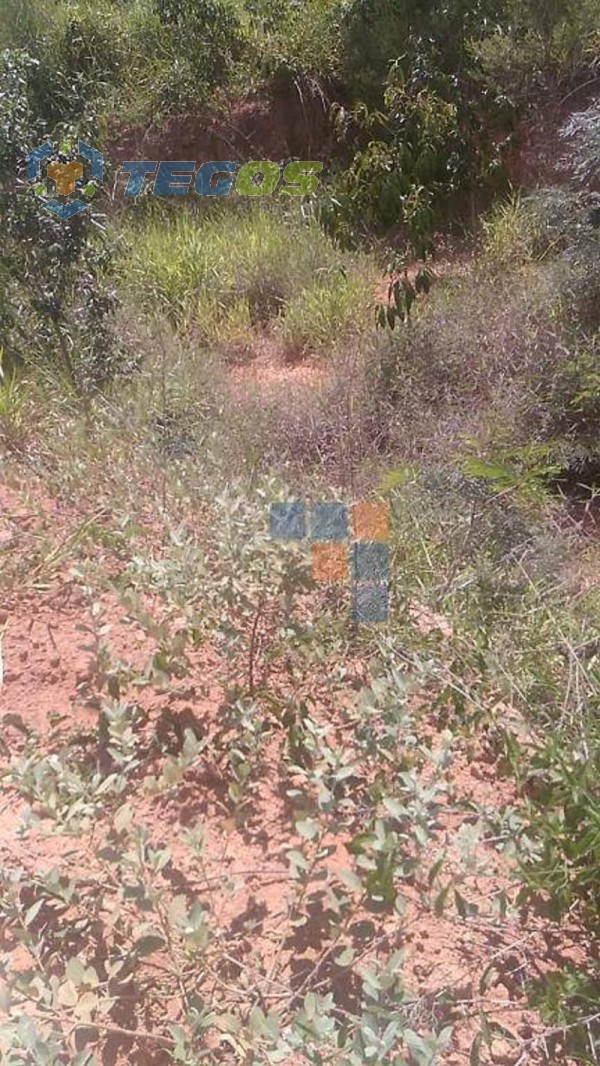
[323,65,505,248]
[474,0,599,104]
[0,46,123,389]
[482,187,588,267]
[481,192,540,266]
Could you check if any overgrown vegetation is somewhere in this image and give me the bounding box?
[1,0,600,1063]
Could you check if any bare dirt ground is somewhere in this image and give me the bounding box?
[228,336,325,394]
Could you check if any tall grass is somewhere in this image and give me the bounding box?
[121,202,376,351]
[0,0,70,49]
[277,271,372,354]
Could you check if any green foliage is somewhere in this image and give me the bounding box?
[474,0,597,105]
[0,47,122,388]
[3,339,600,1061]
[521,727,600,922]
[0,0,245,125]
[322,0,600,245]
[323,59,506,247]
[338,0,506,106]
[366,181,600,472]
[0,191,122,389]
[376,266,433,329]
[122,203,372,351]
[0,354,31,451]
[278,269,372,354]
[0,0,61,50]
[152,0,248,109]
[253,0,342,84]
[563,103,600,186]
[0,476,474,1064]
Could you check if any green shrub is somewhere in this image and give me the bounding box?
[0,3,137,127]
[323,63,506,248]
[0,0,227,126]
[481,188,578,267]
[338,0,505,106]
[254,0,342,84]
[0,0,62,49]
[474,0,598,103]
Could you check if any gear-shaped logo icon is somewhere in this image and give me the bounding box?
[26,140,103,218]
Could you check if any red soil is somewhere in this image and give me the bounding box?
[0,474,588,1064]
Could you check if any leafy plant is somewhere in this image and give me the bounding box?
[0,47,122,388]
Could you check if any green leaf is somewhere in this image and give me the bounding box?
[383,797,406,818]
[73,991,98,1021]
[24,899,44,926]
[470,1033,483,1066]
[286,848,309,872]
[337,868,363,892]
[296,818,318,840]
[434,883,451,917]
[168,894,188,929]
[427,856,445,887]
[462,458,517,488]
[249,1006,267,1035]
[404,1029,428,1057]
[334,947,355,967]
[360,968,382,993]
[65,958,87,986]
[479,963,498,993]
[57,981,79,1008]
[415,268,432,294]
[303,992,317,1019]
[454,889,467,919]
[114,804,133,833]
[213,1013,241,1034]
[134,934,166,957]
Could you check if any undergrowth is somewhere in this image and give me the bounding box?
[121,202,375,354]
[1,1,600,1062]
[2,384,600,1061]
